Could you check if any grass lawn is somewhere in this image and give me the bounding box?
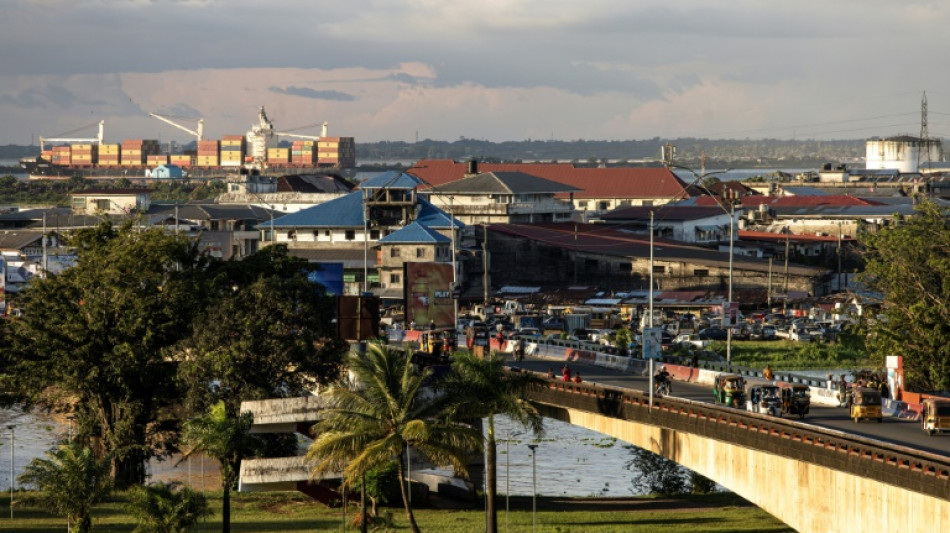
[1,490,794,532]
[706,339,874,371]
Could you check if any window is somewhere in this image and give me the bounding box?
[390,247,399,258]
[390,273,401,284]
[345,230,355,241]
[370,229,380,240]
[578,201,588,208]
[96,199,111,211]
[693,269,709,277]
[324,230,330,236]
[598,202,609,210]
[288,230,297,241]
[416,248,425,258]
[652,265,666,274]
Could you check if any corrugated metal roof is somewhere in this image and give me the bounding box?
[0,230,43,250]
[431,171,580,195]
[359,171,423,190]
[271,192,365,228]
[598,205,730,222]
[379,221,451,244]
[407,159,691,200]
[488,222,824,276]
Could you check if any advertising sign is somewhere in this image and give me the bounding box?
[886,355,903,401]
[722,302,740,327]
[642,327,663,359]
[307,262,344,296]
[404,262,454,329]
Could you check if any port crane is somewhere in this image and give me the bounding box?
[149,113,204,141]
[39,120,105,152]
[275,121,329,141]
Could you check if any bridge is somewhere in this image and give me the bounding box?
[239,351,950,532]
[528,375,949,533]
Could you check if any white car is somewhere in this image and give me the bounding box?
[672,333,712,349]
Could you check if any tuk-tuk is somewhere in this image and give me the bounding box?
[779,383,810,419]
[920,398,950,436]
[850,387,882,423]
[745,380,782,417]
[713,374,746,407]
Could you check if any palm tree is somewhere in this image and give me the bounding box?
[17,442,112,533]
[306,343,481,533]
[126,481,212,533]
[442,351,545,533]
[181,401,261,533]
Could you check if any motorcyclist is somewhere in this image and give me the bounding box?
[654,366,672,394]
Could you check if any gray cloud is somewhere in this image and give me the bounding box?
[269,87,356,101]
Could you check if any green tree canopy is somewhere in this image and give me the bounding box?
[176,246,346,414]
[7,221,212,486]
[307,343,481,533]
[18,443,113,533]
[126,481,212,533]
[182,401,262,533]
[860,200,950,392]
[441,351,544,533]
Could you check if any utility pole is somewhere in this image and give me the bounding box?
[483,225,489,308]
[783,228,790,314]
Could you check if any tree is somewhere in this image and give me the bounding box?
[17,442,112,533]
[441,351,544,533]
[306,343,481,533]
[176,245,347,414]
[181,401,261,533]
[860,200,950,392]
[7,221,212,486]
[623,445,688,496]
[126,481,212,533]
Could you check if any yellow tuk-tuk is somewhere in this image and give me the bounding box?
[713,374,746,408]
[921,398,950,436]
[850,387,883,423]
[779,383,811,419]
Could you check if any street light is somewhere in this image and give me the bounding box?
[527,444,538,533]
[7,425,13,520]
[669,165,735,363]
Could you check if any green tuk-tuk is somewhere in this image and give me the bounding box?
[713,374,746,408]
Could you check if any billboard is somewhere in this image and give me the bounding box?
[404,262,454,329]
[308,262,344,296]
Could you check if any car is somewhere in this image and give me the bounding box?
[542,316,566,331]
[672,333,711,350]
[590,329,616,344]
[698,328,729,341]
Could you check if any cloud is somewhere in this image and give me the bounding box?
[269,86,356,102]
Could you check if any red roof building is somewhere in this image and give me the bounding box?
[408,159,695,215]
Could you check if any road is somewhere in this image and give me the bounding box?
[507,355,950,459]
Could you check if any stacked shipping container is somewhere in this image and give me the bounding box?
[220,135,245,167]
[98,144,120,167]
[196,140,220,167]
[291,140,316,166]
[120,140,160,166]
[71,143,98,167]
[266,147,290,165]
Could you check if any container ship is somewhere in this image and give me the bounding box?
[19,107,356,180]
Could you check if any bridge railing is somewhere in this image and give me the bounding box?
[522,371,950,502]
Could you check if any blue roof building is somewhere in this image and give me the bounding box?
[260,174,463,298]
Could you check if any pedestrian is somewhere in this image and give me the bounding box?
[546,367,555,380]
[573,372,583,383]
[763,365,774,381]
[562,364,572,382]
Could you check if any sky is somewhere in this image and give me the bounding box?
[2,0,950,147]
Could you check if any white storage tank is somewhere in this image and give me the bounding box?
[865,136,943,173]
